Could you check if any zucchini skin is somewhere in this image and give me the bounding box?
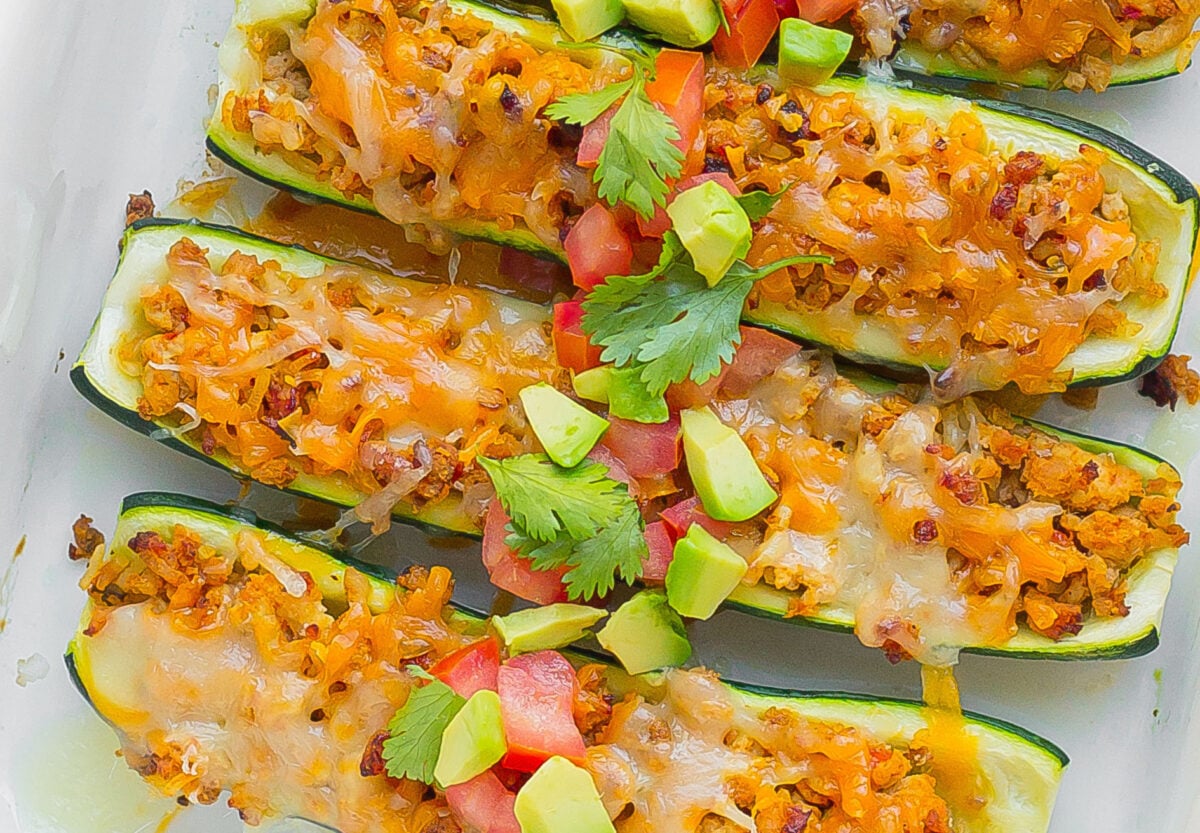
[65,491,1070,775]
[73,219,1182,661]
[208,0,1199,388]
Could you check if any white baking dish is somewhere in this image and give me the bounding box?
[0,2,1198,831]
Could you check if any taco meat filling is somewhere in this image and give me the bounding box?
[219,0,1173,394]
[125,241,1188,663]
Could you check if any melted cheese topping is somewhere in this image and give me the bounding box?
[724,355,1185,664]
[132,238,553,522]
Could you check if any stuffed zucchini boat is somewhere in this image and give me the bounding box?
[208,0,1198,395]
[67,492,1066,832]
[72,220,1189,662]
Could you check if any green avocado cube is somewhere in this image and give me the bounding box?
[434,690,507,788]
[519,383,610,468]
[667,180,753,286]
[572,366,615,404]
[680,406,777,521]
[552,0,625,41]
[778,18,854,88]
[665,524,748,620]
[515,756,616,833]
[620,0,720,47]
[597,590,692,674]
[492,603,608,655]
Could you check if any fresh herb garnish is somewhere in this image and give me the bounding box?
[546,51,683,219]
[514,503,647,599]
[582,234,832,395]
[482,453,647,600]
[736,184,792,222]
[381,667,464,784]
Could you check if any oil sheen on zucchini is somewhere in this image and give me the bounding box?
[66,491,1067,833]
[207,0,1199,389]
[73,219,1184,661]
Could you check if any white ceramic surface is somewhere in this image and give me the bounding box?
[0,3,1198,832]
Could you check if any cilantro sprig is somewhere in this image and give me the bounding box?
[545,50,682,219]
[381,667,464,784]
[581,234,832,396]
[481,454,647,601]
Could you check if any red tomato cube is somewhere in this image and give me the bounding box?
[445,770,520,833]
[482,502,569,605]
[600,414,682,479]
[552,300,603,374]
[713,0,781,68]
[430,637,501,698]
[565,204,634,292]
[497,651,586,772]
[660,496,736,542]
[641,520,675,582]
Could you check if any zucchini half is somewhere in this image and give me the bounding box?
[66,491,1067,833]
[893,42,1193,90]
[73,219,1183,661]
[207,0,1199,388]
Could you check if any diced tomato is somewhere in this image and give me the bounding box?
[445,770,520,833]
[482,501,569,605]
[430,637,501,698]
[664,370,727,410]
[723,326,804,396]
[565,204,634,292]
[798,0,856,23]
[713,0,781,68]
[577,104,617,169]
[586,444,638,500]
[775,0,800,16]
[601,414,681,479]
[637,173,742,238]
[660,496,736,541]
[641,521,675,582]
[552,300,603,374]
[645,50,706,167]
[497,651,586,772]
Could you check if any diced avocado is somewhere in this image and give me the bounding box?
[680,407,776,521]
[514,756,616,833]
[492,604,608,655]
[519,383,610,468]
[665,524,748,620]
[609,366,669,424]
[778,18,854,87]
[235,0,315,26]
[667,180,753,286]
[620,0,720,47]
[434,689,507,788]
[552,0,625,42]
[596,590,691,674]
[573,366,614,404]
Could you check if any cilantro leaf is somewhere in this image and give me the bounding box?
[595,86,683,219]
[736,185,792,223]
[583,253,834,396]
[479,454,629,542]
[509,506,647,601]
[562,505,647,599]
[382,669,464,784]
[544,79,634,126]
